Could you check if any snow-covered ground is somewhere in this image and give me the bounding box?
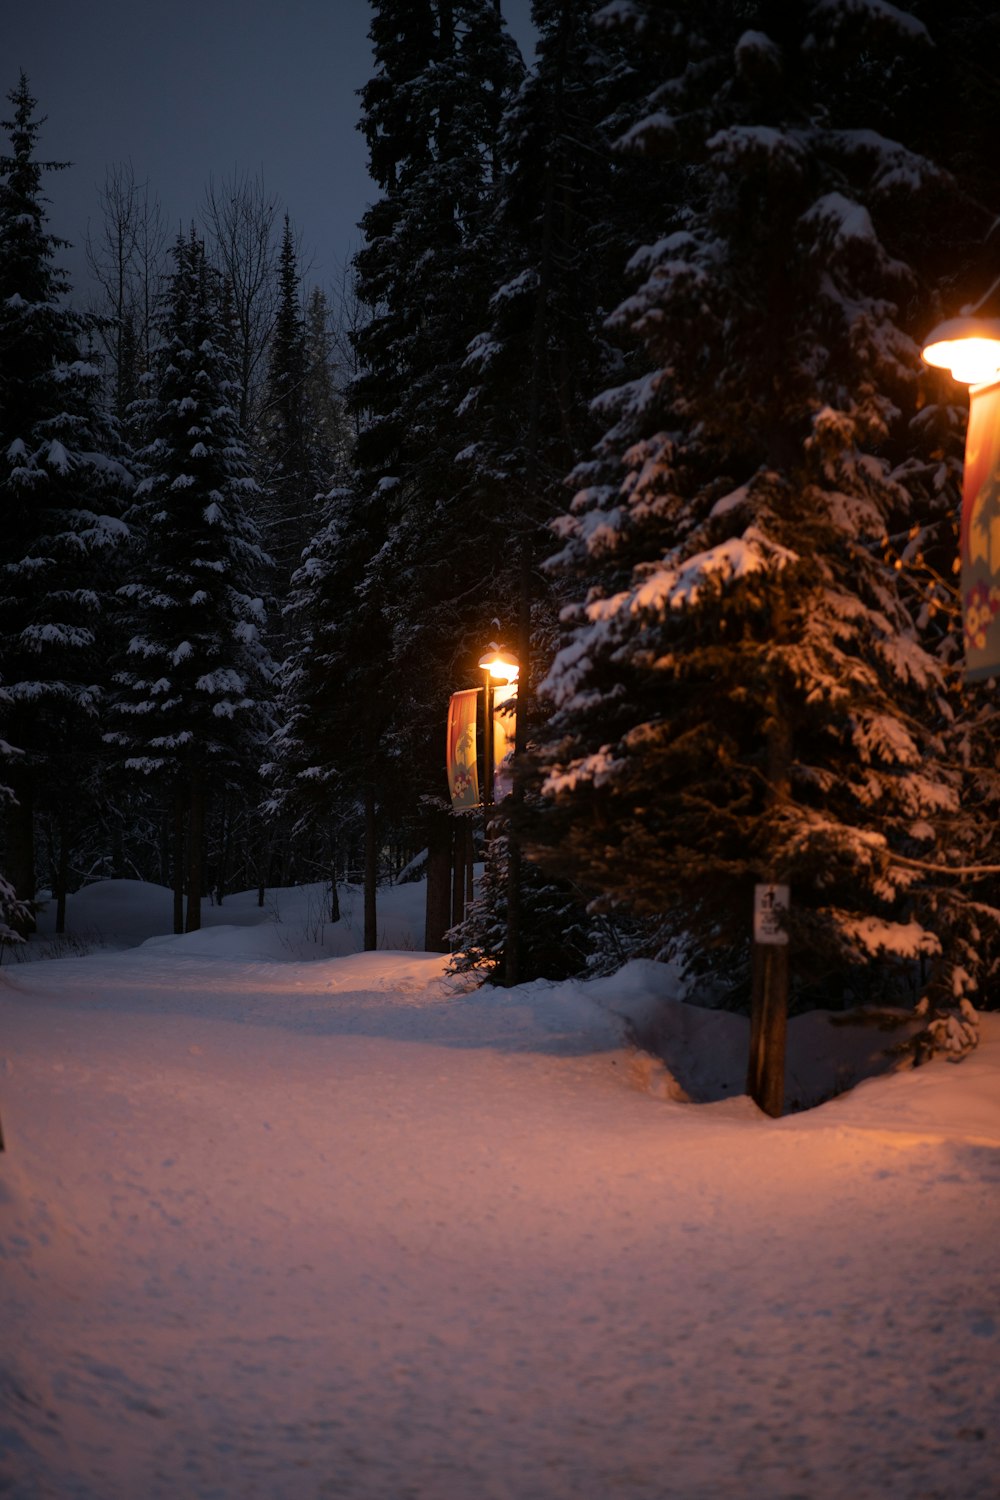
[2,882,999,1500]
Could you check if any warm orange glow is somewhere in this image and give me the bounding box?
[478,644,519,682]
[922,317,1000,386]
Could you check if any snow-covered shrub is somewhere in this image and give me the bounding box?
[912,997,980,1064]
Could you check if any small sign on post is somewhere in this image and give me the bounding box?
[754,883,790,946]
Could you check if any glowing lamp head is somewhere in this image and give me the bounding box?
[478,644,519,683]
[921,316,1000,386]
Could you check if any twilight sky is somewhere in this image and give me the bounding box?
[4,0,538,298]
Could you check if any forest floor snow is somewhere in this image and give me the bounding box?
[1,880,999,1499]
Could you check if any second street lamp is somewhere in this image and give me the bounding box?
[477,644,519,816]
[922,299,1000,680]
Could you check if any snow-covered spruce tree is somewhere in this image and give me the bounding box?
[449,0,658,980]
[260,271,359,918]
[259,216,337,597]
[349,0,525,947]
[108,229,273,933]
[890,0,1000,1046]
[262,479,397,949]
[302,285,352,476]
[0,74,131,928]
[533,1,993,1027]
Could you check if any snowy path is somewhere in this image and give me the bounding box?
[2,935,1000,1500]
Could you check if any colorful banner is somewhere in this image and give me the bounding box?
[447,689,480,811]
[492,683,517,801]
[962,379,1000,680]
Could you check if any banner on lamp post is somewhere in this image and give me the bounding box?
[492,683,517,801]
[446,689,480,812]
[961,379,1000,681]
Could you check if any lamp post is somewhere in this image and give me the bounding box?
[922,304,1000,679]
[437,645,519,953]
[477,644,519,817]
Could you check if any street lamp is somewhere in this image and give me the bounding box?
[921,315,1000,387]
[922,297,1000,682]
[478,644,519,810]
[478,644,520,684]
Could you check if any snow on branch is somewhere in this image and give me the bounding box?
[802,192,879,251]
[621,526,799,615]
[808,0,931,46]
[706,126,807,176]
[828,129,937,194]
[735,30,782,71]
[834,912,941,961]
[615,111,677,155]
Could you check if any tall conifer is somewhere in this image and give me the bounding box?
[0,74,130,922]
[108,230,272,932]
[534,2,995,1029]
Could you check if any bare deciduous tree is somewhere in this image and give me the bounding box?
[85,162,167,418]
[201,168,282,434]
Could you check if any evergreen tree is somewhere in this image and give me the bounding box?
[894,0,1000,1042]
[263,479,397,947]
[261,216,312,587]
[108,229,273,932]
[336,0,525,943]
[303,285,351,472]
[0,74,131,926]
[461,0,646,511]
[261,219,345,595]
[451,0,657,980]
[533,2,994,1034]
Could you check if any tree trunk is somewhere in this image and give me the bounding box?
[216,789,230,905]
[364,781,378,952]
[186,769,204,932]
[111,806,125,880]
[172,785,185,934]
[55,811,70,935]
[424,807,452,953]
[257,832,269,907]
[451,818,472,931]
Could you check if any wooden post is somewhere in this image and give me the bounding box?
[746,670,793,1115]
[747,912,789,1117]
